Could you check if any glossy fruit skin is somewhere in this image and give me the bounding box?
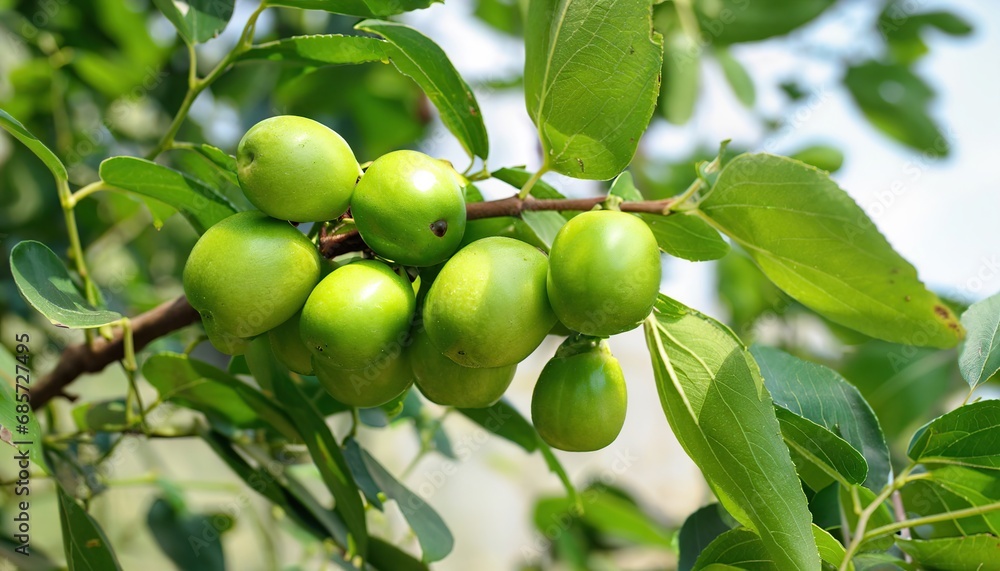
[236,115,361,222]
[300,260,415,370]
[352,150,466,266]
[531,339,627,452]
[547,211,661,336]
[268,310,313,375]
[183,211,321,352]
[411,327,516,408]
[313,352,414,408]
[423,237,557,368]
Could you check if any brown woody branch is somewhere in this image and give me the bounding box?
[33,195,676,409]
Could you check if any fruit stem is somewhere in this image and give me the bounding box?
[57,178,98,346]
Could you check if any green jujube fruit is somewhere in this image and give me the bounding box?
[268,310,313,375]
[183,211,322,353]
[546,211,661,336]
[236,115,361,222]
[411,328,516,408]
[422,237,557,368]
[352,150,466,266]
[531,338,627,452]
[300,260,415,370]
[313,353,414,408]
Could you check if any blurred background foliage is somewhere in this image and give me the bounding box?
[0,0,987,569]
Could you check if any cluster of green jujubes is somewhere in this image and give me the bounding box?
[182,116,662,452]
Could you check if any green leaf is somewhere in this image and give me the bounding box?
[58,487,123,571]
[147,497,226,570]
[641,213,730,261]
[10,241,122,329]
[845,61,948,157]
[661,30,700,125]
[200,430,350,545]
[693,0,836,44]
[901,465,1000,537]
[534,489,673,548]
[0,107,67,181]
[458,399,539,452]
[0,344,48,472]
[698,153,964,348]
[342,439,385,510]
[691,525,849,570]
[609,171,644,202]
[751,346,891,491]
[789,145,844,173]
[72,399,128,432]
[272,377,368,556]
[99,157,237,234]
[896,534,1000,571]
[492,167,568,199]
[775,407,869,490]
[678,505,733,571]
[643,295,818,569]
[521,211,567,249]
[240,35,388,66]
[349,439,453,562]
[909,400,1000,470]
[959,292,1000,389]
[714,47,754,107]
[143,353,298,438]
[151,0,234,44]
[356,20,488,161]
[525,0,663,179]
[267,0,439,18]
[368,537,430,571]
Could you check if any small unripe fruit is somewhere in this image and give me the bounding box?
[236,115,361,222]
[300,260,415,370]
[423,237,557,368]
[268,310,313,375]
[352,150,466,266]
[531,338,627,452]
[183,211,321,353]
[547,211,661,336]
[411,328,515,408]
[313,353,414,408]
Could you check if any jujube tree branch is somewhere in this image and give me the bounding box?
[33,194,677,410]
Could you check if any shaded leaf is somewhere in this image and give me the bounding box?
[143,353,297,438]
[694,0,836,44]
[909,400,1000,470]
[699,153,963,348]
[641,213,729,261]
[775,407,868,490]
[268,0,439,18]
[354,440,453,562]
[525,0,663,179]
[356,20,488,161]
[845,61,948,157]
[959,291,1000,389]
[644,295,818,569]
[147,497,226,570]
[0,107,66,181]
[272,377,368,556]
[678,504,732,571]
[714,47,754,107]
[10,241,122,329]
[901,465,1000,538]
[241,35,387,66]
[152,0,235,44]
[691,525,849,570]
[896,534,1000,571]
[752,345,891,491]
[368,537,430,571]
[609,171,644,202]
[661,30,700,125]
[100,157,237,233]
[58,487,123,571]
